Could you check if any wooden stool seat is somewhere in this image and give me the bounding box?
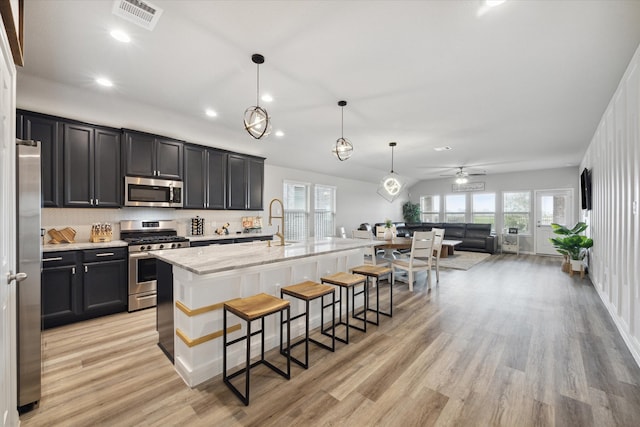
[282,281,335,300]
[320,272,367,344]
[225,293,290,321]
[351,264,394,323]
[223,293,291,406]
[280,281,335,369]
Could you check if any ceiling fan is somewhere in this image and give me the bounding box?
[440,166,487,184]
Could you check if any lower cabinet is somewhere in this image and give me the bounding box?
[42,248,127,329]
[189,235,272,247]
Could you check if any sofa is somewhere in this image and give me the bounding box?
[376,222,497,254]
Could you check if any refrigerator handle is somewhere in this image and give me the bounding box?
[7,271,28,285]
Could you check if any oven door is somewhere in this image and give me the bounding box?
[128,251,158,311]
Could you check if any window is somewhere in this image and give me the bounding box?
[445,194,466,223]
[420,195,440,222]
[503,191,531,234]
[283,181,309,241]
[314,185,336,238]
[472,193,496,231]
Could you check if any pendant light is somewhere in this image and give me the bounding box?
[243,53,271,139]
[332,100,353,161]
[377,142,405,202]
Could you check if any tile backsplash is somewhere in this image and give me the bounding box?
[42,208,268,242]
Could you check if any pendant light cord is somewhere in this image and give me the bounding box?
[390,145,394,173]
[256,63,260,107]
[341,106,344,138]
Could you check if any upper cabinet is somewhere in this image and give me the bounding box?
[17,110,63,207]
[63,123,121,207]
[123,130,183,180]
[183,145,226,210]
[227,154,264,210]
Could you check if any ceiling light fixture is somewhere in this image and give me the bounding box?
[275,130,284,137]
[332,100,353,161]
[261,94,273,103]
[243,53,271,139]
[95,77,113,87]
[478,0,507,16]
[110,29,131,43]
[433,146,452,152]
[455,169,469,184]
[205,109,217,117]
[377,142,404,202]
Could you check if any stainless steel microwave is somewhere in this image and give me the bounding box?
[124,176,183,208]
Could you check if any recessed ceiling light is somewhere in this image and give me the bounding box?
[261,94,273,103]
[205,109,217,117]
[95,77,113,87]
[275,130,284,137]
[110,29,131,43]
[433,146,452,152]
[478,0,507,16]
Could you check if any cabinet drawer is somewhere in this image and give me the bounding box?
[82,247,127,262]
[42,251,78,267]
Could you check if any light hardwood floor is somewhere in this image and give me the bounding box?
[20,254,640,426]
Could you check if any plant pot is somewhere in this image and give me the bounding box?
[383,228,393,240]
[570,259,583,271]
[561,255,570,273]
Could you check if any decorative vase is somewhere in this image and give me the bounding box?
[562,255,570,273]
[570,259,583,272]
[383,228,393,240]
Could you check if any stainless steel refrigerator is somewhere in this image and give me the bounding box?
[16,139,41,410]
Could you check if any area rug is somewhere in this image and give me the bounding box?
[438,251,492,271]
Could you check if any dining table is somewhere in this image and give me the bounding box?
[375,236,462,258]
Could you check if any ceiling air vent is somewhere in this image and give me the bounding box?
[112,0,163,31]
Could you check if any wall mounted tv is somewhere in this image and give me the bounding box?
[580,168,592,210]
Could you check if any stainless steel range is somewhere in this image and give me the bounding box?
[121,220,190,311]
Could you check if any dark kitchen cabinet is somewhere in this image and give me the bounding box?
[41,247,127,329]
[123,130,183,180]
[42,251,81,329]
[183,145,226,209]
[82,248,127,317]
[226,154,264,210]
[64,123,121,207]
[17,110,63,207]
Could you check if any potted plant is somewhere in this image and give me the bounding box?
[384,218,394,240]
[402,201,420,224]
[549,222,593,273]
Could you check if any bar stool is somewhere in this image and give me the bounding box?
[350,264,393,326]
[320,272,367,344]
[280,281,336,368]
[223,293,291,406]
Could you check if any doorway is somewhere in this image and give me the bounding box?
[535,189,574,255]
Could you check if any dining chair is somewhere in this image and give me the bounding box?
[431,228,445,283]
[352,230,389,266]
[391,231,435,291]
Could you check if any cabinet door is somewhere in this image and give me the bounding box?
[183,145,206,209]
[42,264,80,329]
[83,259,127,317]
[124,131,155,177]
[155,138,183,180]
[20,113,63,207]
[63,123,93,207]
[207,149,226,209]
[94,128,121,207]
[248,158,264,210]
[227,154,247,210]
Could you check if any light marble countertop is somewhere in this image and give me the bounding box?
[152,237,380,275]
[187,232,273,242]
[42,240,128,252]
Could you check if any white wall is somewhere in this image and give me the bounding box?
[580,43,640,366]
[408,167,580,253]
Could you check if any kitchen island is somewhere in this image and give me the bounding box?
[152,237,378,387]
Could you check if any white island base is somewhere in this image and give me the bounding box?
[154,239,371,387]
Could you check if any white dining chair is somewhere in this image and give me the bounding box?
[391,231,435,291]
[431,228,445,283]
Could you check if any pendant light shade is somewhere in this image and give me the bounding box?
[377,142,405,202]
[244,54,271,139]
[332,100,353,161]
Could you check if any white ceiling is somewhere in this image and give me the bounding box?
[17,0,640,185]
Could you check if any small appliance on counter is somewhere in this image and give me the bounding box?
[90,223,113,242]
[190,216,205,236]
[215,222,230,235]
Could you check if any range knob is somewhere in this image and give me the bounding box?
[159,244,164,249]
